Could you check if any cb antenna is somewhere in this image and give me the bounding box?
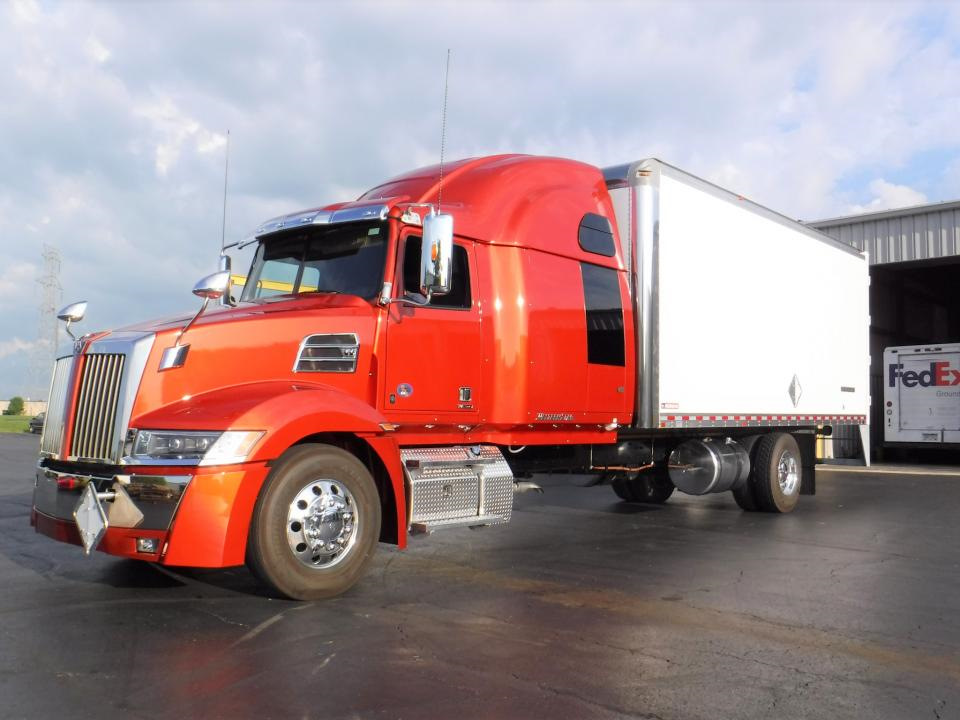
[436,49,451,213]
[220,129,230,252]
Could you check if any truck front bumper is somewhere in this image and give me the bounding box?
[32,462,271,567]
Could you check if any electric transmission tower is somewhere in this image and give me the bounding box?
[33,244,62,399]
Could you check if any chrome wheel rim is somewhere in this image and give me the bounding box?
[286,479,359,569]
[777,451,800,496]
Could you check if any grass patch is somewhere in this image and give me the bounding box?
[0,416,31,433]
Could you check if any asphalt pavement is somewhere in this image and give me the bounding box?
[1,432,958,719]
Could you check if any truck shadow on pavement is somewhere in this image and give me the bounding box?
[4,488,322,600]
[163,565,277,598]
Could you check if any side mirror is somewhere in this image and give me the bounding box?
[177,270,231,344]
[192,271,231,300]
[419,211,453,297]
[57,301,87,324]
[57,301,88,340]
[217,254,235,306]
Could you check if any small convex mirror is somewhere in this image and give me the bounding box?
[56,300,88,340]
[57,301,87,323]
[420,210,453,297]
[192,270,231,300]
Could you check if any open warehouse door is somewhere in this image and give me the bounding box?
[811,203,960,461]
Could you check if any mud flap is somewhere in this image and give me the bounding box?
[794,432,817,495]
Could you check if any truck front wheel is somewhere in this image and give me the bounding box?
[745,432,801,513]
[612,470,675,504]
[247,444,381,600]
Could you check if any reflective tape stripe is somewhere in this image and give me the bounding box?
[657,413,867,429]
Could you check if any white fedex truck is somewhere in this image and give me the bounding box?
[884,344,960,447]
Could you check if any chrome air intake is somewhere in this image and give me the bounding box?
[294,333,359,373]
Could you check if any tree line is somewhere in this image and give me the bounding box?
[3,397,24,416]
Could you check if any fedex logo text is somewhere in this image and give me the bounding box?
[888,362,960,388]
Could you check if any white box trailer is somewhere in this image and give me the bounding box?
[604,159,870,447]
[883,344,960,446]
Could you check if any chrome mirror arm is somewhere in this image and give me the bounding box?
[56,301,88,341]
[177,297,210,344]
[177,270,230,344]
[377,281,432,308]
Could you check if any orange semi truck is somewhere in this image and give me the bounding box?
[32,155,870,599]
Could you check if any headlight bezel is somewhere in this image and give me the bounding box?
[123,429,264,466]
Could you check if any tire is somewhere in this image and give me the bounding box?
[612,469,675,504]
[748,433,802,513]
[247,444,381,600]
[732,482,760,511]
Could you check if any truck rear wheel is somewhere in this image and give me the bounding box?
[247,444,381,600]
[612,470,675,504]
[747,432,801,513]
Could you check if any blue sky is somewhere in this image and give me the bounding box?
[1,0,959,399]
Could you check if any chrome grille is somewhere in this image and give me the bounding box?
[40,356,74,457]
[71,353,125,462]
[294,333,359,373]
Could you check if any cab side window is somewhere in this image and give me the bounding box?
[402,236,472,309]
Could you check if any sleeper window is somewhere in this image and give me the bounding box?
[581,262,625,366]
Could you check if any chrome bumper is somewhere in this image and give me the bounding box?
[33,465,191,531]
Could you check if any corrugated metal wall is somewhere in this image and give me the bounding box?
[810,201,960,264]
[810,200,960,457]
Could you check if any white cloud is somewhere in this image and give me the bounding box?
[134,96,226,176]
[10,0,40,25]
[0,0,958,397]
[847,179,929,214]
[0,338,35,360]
[0,262,37,308]
[84,35,111,64]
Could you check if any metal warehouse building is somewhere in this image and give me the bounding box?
[809,201,960,457]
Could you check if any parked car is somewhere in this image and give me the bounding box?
[28,412,44,434]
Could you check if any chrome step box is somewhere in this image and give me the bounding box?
[401,445,514,532]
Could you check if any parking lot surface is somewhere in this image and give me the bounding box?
[2,432,958,719]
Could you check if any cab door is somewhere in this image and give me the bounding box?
[382,230,482,420]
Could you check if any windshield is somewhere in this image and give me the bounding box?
[240,222,387,301]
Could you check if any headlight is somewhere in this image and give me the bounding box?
[199,431,264,466]
[128,430,263,465]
